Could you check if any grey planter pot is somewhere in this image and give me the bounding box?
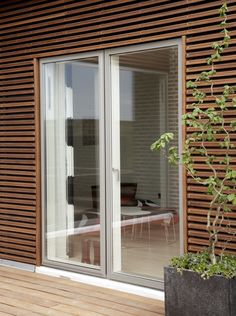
[164,266,236,316]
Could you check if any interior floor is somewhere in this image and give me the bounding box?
[68,220,179,280]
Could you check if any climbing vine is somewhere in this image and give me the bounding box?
[151,3,236,265]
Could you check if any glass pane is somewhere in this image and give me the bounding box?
[44,57,101,268]
[111,47,180,280]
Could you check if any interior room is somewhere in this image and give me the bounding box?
[44,46,180,281]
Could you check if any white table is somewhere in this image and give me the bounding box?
[121,207,176,242]
[121,207,151,240]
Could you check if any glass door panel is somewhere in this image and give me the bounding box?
[110,47,180,280]
[42,42,181,287]
[43,56,103,270]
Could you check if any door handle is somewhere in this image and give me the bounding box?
[112,168,120,181]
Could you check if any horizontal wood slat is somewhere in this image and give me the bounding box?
[0,231,36,240]
[0,0,235,266]
[184,0,236,256]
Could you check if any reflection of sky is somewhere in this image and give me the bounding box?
[66,63,134,121]
[66,62,99,119]
[120,69,133,121]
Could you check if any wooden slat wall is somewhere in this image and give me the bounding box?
[0,0,235,265]
[185,1,236,255]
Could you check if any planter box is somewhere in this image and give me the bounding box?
[164,266,236,316]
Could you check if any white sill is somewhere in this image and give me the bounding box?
[36,266,164,301]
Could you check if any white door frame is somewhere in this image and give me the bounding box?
[40,51,107,278]
[105,38,183,290]
[40,38,183,290]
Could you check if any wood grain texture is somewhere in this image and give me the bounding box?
[33,58,41,266]
[182,35,188,253]
[0,0,235,265]
[0,266,164,316]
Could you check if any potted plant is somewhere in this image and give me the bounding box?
[151,3,236,315]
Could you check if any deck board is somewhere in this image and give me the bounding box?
[0,266,164,315]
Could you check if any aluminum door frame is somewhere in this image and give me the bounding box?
[105,38,183,290]
[40,51,107,278]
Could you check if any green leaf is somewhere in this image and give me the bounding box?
[220,20,227,27]
[212,42,221,49]
[219,3,228,17]
[186,81,197,89]
[150,133,174,151]
[168,146,179,165]
[227,194,235,202]
[230,121,236,130]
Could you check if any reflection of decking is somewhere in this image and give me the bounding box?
[0,266,165,315]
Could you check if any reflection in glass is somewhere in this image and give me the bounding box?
[111,47,180,280]
[44,57,101,268]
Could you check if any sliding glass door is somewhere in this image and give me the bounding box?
[41,40,182,288]
[107,43,182,287]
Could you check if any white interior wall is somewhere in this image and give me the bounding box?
[167,48,179,208]
[119,47,179,208]
[132,72,161,201]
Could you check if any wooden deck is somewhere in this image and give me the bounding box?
[0,266,164,315]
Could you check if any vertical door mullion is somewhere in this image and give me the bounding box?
[104,50,113,279]
[99,52,106,277]
[105,51,123,278]
[111,55,122,273]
